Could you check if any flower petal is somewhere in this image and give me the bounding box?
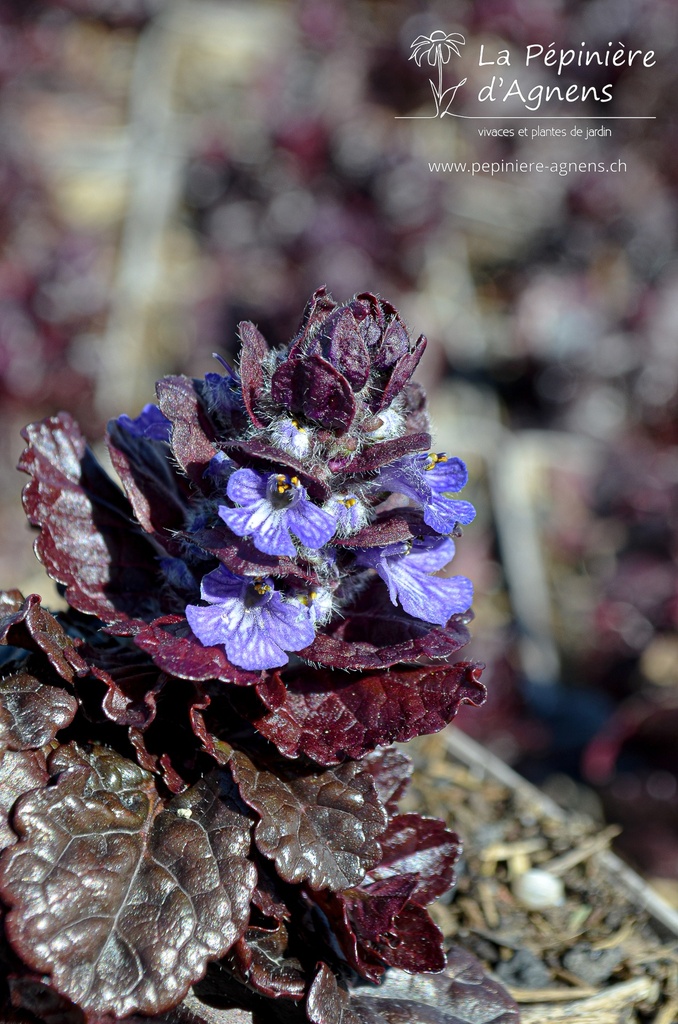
[286,498,337,549]
[227,467,268,506]
[383,560,473,626]
[427,457,468,495]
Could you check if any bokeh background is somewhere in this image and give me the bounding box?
[1,0,677,892]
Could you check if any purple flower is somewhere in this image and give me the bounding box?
[219,468,337,557]
[203,354,242,417]
[376,453,476,534]
[116,403,171,442]
[185,566,315,670]
[324,492,368,535]
[271,418,311,459]
[356,537,473,626]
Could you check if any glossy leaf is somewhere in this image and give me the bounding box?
[228,923,306,1000]
[238,322,269,428]
[0,671,77,753]
[0,592,87,683]
[0,748,48,852]
[367,814,460,906]
[362,750,413,815]
[19,414,163,624]
[0,746,256,1019]
[156,376,219,487]
[230,751,387,891]
[253,664,485,765]
[107,419,190,536]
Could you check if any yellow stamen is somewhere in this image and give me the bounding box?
[290,476,300,486]
[425,452,448,471]
[253,579,272,596]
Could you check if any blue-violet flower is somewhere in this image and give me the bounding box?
[219,468,337,556]
[185,565,315,670]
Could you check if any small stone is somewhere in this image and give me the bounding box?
[495,949,551,988]
[513,868,565,910]
[562,944,623,986]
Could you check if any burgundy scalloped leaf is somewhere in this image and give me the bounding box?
[127,616,259,686]
[289,287,338,357]
[307,964,362,1024]
[339,432,431,476]
[0,748,49,852]
[229,751,387,892]
[0,671,78,752]
[222,440,331,501]
[253,663,484,765]
[333,510,432,550]
[315,880,444,981]
[187,524,321,584]
[228,923,306,1001]
[0,593,87,682]
[98,661,166,730]
[0,746,257,1020]
[107,420,190,536]
[316,308,370,390]
[166,992,256,1024]
[238,322,269,428]
[362,750,413,815]
[271,354,356,433]
[251,857,292,923]
[156,376,219,486]
[366,814,460,906]
[126,677,218,792]
[375,337,427,414]
[353,946,520,1024]
[19,414,164,624]
[300,581,477,670]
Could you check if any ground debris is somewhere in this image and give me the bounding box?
[406,730,678,1023]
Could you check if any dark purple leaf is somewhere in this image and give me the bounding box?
[362,750,413,815]
[124,616,259,686]
[367,815,460,906]
[340,433,431,476]
[0,746,256,1019]
[107,419,190,536]
[230,751,387,891]
[251,856,292,923]
[289,287,338,357]
[228,923,306,1000]
[253,663,484,765]
[19,414,164,624]
[0,671,77,752]
[238,322,269,427]
[307,964,362,1024]
[375,320,411,371]
[188,523,322,584]
[271,354,356,432]
[0,748,49,852]
[333,510,432,550]
[315,880,444,981]
[300,580,477,670]
[156,376,219,486]
[353,947,520,1024]
[222,439,331,501]
[0,592,87,682]
[166,992,256,1024]
[375,337,427,413]
[317,307,370,390]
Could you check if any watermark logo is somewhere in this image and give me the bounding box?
[409,30,467,117]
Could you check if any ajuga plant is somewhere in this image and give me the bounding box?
[0,289,519,1024]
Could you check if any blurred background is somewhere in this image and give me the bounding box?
[1,0,677,893]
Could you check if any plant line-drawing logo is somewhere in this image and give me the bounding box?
[409,29,467,117]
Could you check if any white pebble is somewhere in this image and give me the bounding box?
[513,868,565,910]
